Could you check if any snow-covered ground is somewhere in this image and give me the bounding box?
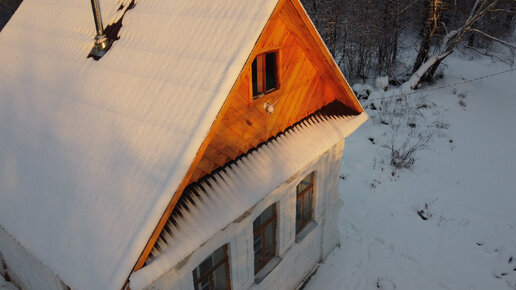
[0,275,16,290]
[306,56,516,290]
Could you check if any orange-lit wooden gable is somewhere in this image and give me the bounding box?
[132,0,363,272]
[188,0,362,184]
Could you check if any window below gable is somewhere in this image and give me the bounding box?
[253,203,277,275]
[192,244,231,290]
[296,172,315,235]
[252,51,278,99]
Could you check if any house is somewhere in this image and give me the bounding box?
[0,0,367,289]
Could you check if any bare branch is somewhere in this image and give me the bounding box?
[488,8,516,13]
[440,21,448,35]
[471,28,516,49]
[457,42,510,64]
[399,0,421,14]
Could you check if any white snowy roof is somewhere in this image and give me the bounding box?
[129,107,368,289]
[0,0,279,289]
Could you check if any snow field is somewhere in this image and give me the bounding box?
[0,275,16,290]
[305,55,516,290]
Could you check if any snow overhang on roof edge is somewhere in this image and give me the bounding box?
[129,110,368,289]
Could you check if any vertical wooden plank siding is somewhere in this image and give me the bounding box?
[188,0,362,184]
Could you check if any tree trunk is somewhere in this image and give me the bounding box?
[425,57,445,81]
[405,0,506,89]
[412,0,443,73]
[468,22,477,47]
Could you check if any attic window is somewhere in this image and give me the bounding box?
[252,52,278,98]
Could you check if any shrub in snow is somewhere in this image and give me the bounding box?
[352,83,374,100]
[491,247,516,288]
[375,76,389,91]
[416,203,432,221]
[457,91,467,108]
[0,268,16,290]
[0,252,7,281]
[371,94,434,175]
[376,277,396,290]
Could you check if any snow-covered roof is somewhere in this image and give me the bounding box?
[129,103,368,288]
[0,0,279,289]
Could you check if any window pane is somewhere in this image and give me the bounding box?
[303,189,312,220]
[253,215,261,230]
[198,256,213,277]
[254,256,263,272]
[254,233,262,255]
[254,204,274,229]
[304,211,312,224]
[262,204,274,223]
[213,263,229,290]
[193,245,230,290]
[194,277,210,290]
[254,230,263,272]
[265,52,277,91]
[303,172,314,184]
[303,189,312,215]
[252,58,259,97]
[297,173,313,195]
[264,222,275,260]
[212,245,225,265]
[296,198,302,233]
[254,233,262,246]
[254,203,277,274]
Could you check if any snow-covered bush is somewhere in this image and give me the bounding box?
[375,76,389,91]
[0,253,16,290]
[376,277,396,290]
[0,252,6,281]
[352,83,374,100]
[372,94,435,175]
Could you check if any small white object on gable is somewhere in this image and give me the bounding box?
[264,102,275,114]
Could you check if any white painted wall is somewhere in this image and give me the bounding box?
[145,139,346,290]
[0,226,67,290]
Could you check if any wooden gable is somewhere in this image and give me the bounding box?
[189,0,363,184]
[132,0,363,273]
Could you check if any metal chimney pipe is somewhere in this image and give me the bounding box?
[90,0,107,43]
[88,0,112,59]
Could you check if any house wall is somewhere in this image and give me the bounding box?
[0,226,67,290]
[144,139,345,290]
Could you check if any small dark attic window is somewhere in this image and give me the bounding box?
[252,52,278,99]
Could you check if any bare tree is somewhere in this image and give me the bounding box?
[412,0,446,74]
[378,0,420,76]
[404,0,515,89]
[301,0,514,84]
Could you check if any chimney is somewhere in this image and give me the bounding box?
[88,0,112,60]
